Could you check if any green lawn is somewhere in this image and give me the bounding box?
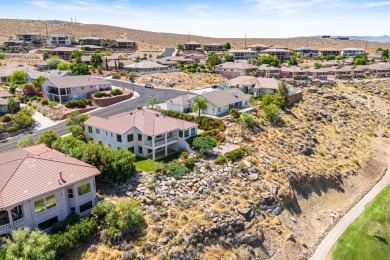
[48,100,59,106]
[331,184,390,260]
[134,153,180,172]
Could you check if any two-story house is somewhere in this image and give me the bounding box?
[294,47,319,57]
[111,39,137,49]
[84,109,198,160]
[0,144,100,235]
[79,37,104,46]
[259,49,290,62]
[215,61,258,79]
[41,75,111,103]
[341,48,365,57]
[47,34,75,46]
[228,49,258,60]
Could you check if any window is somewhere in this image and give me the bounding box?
[81,86,84,90]
[88,126,92,133]
[96,128,100,134]
[70,207,76,214]
[108,144,111,148]
[111,133,113,137]
[127,134,134,142]
[138,147,143,154]
[185,130,189,137]
[138,134,142,141]
[77,183,91,196]
[191,128,196,135]
[128,147,134,153]
[67,188,74,198]
[79,201,93,213]
[105,131,108,136]
[98,141,102,145]
[218,107,221,112]
[34,194,57,214]
[179,131,183,138]
[213,108,215,113]
[38,216,58,230]
[117,134,122,142]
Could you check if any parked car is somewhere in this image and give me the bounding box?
[144,83,154,89]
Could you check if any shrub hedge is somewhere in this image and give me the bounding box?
[1,115,11,122]
[110,89,123,96]
[93,92,112,98]
[6,126,17,132]
[64,99,92,109]
[224,148,245,162]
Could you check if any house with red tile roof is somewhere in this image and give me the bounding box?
[258,64,281,78]
[183,41,202,51]
[215,61,258,79]
[280,66,308,80]
[228,49,258,60]
[225,76,280,94]
[0,144,100,235]
[84,109,198,160]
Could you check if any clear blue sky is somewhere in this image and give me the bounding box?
[1,0,389,37]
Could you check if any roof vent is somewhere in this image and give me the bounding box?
[231,91,237,97]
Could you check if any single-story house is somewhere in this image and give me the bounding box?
[225,76,280,95]
[247,44,269,52]
[228,49,258,60]
[79,37,104,46]
[0,144,100,235]
[259,49,290,62]
[41,75,111,103]
[271,45,289,50]
[43,47,80,60]
[294,47,319,57]
[111,39,137,49]
[318,48,341,57]
[341,48,365,57]
[84,109,198,160]
[26,70,73,83]
[280,66,308,80]
[258,64,281,78]
[189,88,250,116]
[123,60,168,73]
[34,59,69,70]
[165,94,197,113]
[3,40,27,47]
[203,43,223,52]
[183,41,202,51]
[16,33,45,42]
[215,61,258,79]
[0,64,35,83]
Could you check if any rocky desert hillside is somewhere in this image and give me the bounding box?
[77,80,389,259]
[1,19,390,51]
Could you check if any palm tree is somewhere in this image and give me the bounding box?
[192,97,208,116]
[7,97,17,114]
[177,44,184,53]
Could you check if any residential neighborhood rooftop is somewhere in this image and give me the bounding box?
[43,75,109,89]
[195,88,250,108]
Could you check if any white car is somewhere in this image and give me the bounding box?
[144,83,154,89]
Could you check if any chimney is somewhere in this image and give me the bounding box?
[231,91,236,97]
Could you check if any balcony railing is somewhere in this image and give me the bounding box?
[13,217,26,227]
[0,223,11,233]
[145,136,178,147]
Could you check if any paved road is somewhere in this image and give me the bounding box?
[0,80,190,152]
[311,144,390,260]
[160,47,176,57]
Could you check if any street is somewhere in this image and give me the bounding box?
[0,79,190,152]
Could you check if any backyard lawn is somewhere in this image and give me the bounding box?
[331,184,390,260]
[134,153,180,172]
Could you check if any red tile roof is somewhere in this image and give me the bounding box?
[84,109,198,136]
[0,145,100,209]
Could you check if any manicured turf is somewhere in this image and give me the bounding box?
[133,153,180,172]
[331,184,390,260]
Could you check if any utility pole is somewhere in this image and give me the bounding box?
[45,22,48,36]
[188,31,190,42]
[244,34,247,49]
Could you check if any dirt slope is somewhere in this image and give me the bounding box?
[1,19,390,51]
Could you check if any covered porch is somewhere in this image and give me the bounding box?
[0,205,27,235]
[146,148,177,160]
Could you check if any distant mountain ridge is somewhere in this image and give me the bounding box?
[311,35,390,44]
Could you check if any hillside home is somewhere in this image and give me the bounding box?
[307,68,329,80]
[341,48,365,57]
[165,94,197,113]
[47,34,75,46]
[318,48,341,57]
[225,76,280,95]
[247,44,269,52]
[367,53,384,62]
[184,41,202,51]
[365,63,390,77]
[228,49,258,60]
[259,49,290,62]
[322,60,340,67]
[123,60,168,73]
[215,62,258,79]
[0,64,35,83]
[271,45,289,50]
[203,43,223,51]
[43,47,80,60]
[79,37,104,46]
[258,64,281,78]
[294,47,319,57]
[84,109,198,160]
[112,39,137,49]
[189,88,250,116]
[41,75,111,103]
[26,70,73,83]
[16,33,45,43]
[0,144,100,235]
[3,40,27,47]
[327,66,364,78]
[280,66,308,80]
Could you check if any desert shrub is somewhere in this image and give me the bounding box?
[224,148,245,162]
[40,98,49,105]
[9,86,16,94]
[192,136,217,155]
[110,89,123,96]
[76,100,86,108]
[198,129,225,144]
[65,100,76,108]
[263,104,283,124]
[229,108,240,119]
[111,73,121,79]
[6,126,17,132]
[17,134,35,147]
[51,214,81,234]
[64,99,90,108]
[215,154,227,165]
[81,98,92,105]
[1,115,11,122]
[12,110,34,129]
[50,217,98,258]
[36,130,60,148]
[183,157,196,168]
[165,162,189,179]
[180,151,189,159]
